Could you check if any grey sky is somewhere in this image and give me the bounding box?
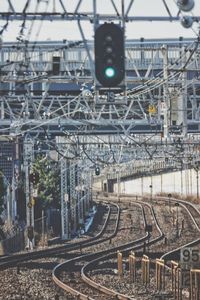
[0,0,200,42]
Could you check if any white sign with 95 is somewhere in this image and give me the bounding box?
[180,247,200,268]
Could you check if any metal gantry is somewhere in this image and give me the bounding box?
[0,0,199,137]
[0,0,199,23]
[0,39,200,136]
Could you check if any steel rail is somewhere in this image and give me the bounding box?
[80,193,200,299]
[0,202,118,269]
[156,196,200,261]
[52,201,164,299]
[52,202,123,299]
[80,201,164,299]
[97,193,200,261]
[118,194,200,261]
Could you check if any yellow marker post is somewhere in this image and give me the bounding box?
[142,255,150,286]
[117,251,123,277]
[190,269,200,300]
[129,251,136,283]
[156,258,165,291]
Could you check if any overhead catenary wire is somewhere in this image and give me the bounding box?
[0,92,83,134]
[0,1,199,139]
[125,38,199,98]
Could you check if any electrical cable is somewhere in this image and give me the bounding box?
[126,41,196,98]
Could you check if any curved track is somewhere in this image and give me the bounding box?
[2,194,200,299]
[157,196,200,261]
[52,200,164,299]
[0,202,119,269]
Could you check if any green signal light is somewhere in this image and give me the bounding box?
[105,67,115,78]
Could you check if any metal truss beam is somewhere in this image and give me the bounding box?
[55,134,200,169]
[0,0,199,22]
[0,38,200,136]
[0,0,200,138]
[0,14,192,22]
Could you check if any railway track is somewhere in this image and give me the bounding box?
[52,200,164,299]
[0,202,119,269]
[157,196,200,261]
[1,194,200,299]
[88,193,200,299]
[99,193,200,258]
[125,194,200,259]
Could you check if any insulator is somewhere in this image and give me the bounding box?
[82,89,93,98]
[181,15,193,28]
[177,0,194,12]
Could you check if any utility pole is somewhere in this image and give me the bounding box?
[60,158,71,240]
[197,169,199,199]
[6,184,11,225]
[24,137,34,249]
[175,202,179,238]
[117,166,121,202]
[161,45,170,139]
[180,43,188,137]
[149,184,153,201]
[168,193,172,211]
[194,162,200,199]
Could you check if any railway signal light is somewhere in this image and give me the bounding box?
[95,166,100,176]
[95,23,125,87]
[29,171,39,186]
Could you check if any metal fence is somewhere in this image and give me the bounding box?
[0,229,25,255]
